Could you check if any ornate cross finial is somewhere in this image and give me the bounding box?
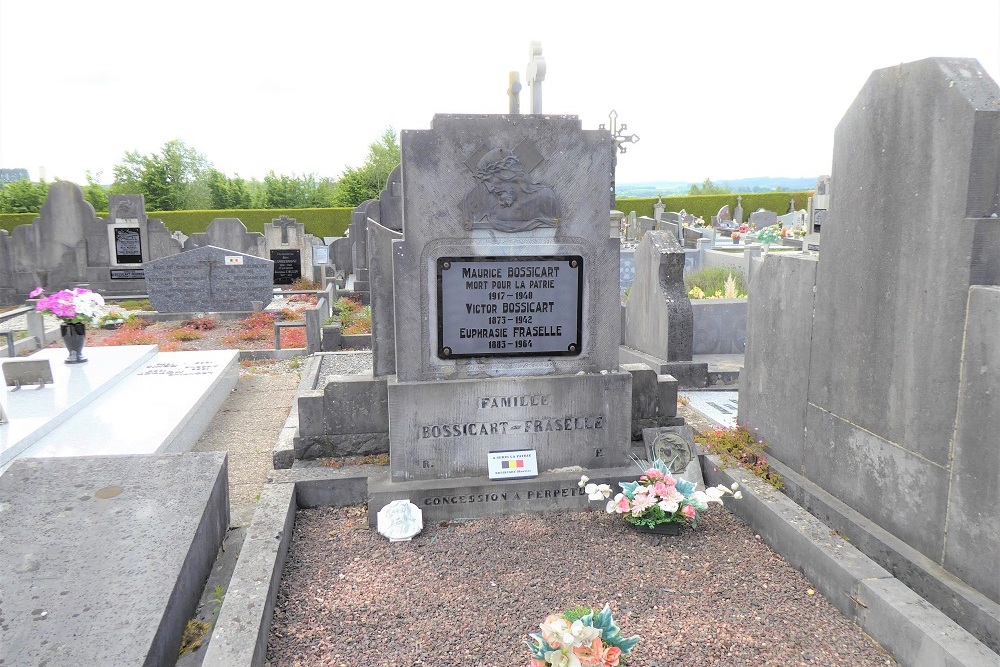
[507,71,522,114]
[526,42,546,114]
[600,110,640,154]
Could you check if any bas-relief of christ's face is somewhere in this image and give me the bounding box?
[482,174,517,207]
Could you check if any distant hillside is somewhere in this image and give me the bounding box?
[618,176,818,197]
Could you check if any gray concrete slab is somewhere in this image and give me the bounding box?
[703,455,999,666]
[681,390,739,428]
[0,452,229,667]
[201,483,295,667]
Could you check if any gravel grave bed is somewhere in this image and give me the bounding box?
[268,506,896,667]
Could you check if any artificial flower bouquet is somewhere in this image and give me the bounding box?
[526,604,638,667]
[581,459,741,530]
[30,287,106,325]
[756,224,780,245]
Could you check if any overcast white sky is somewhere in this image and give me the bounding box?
[1,0,998,187]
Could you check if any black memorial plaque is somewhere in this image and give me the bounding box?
[437,255,583,359]
[270,249,302,285]
[110,268,145,280]
[114,227,142,264]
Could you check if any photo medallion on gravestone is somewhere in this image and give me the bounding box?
[369,114,636,522]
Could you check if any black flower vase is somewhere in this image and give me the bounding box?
[633,521,682,536]
[60,322,87,364]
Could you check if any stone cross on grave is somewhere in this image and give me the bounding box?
[507,71,522,114]
[274,215,296,244]
[526,42,545,114]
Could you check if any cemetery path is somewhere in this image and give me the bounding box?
[191,361,300,525]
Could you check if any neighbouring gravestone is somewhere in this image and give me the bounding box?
[382,115,632,489]
[748,208,777,229]
[378,164,403,232]
[10,181,95,294]
[739,57,1000,643]
[621,231,707,387]
[809,175,830,232]
[368,219,403,377]
[183,218,265,257]
[144,245,273,313]
[3,184,182,301]
[265,215,319,285]
[0,230,13,305]
[620,249,636,300]
[82,194,181,291]
[330,236,352,276]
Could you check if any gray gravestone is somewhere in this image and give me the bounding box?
[378,164,403,232]
[183,218,265,257]
[144,245,273,313]
[11,181,95,294]
[264,215,312,282]
[623,231,693,362]
[368,220,402,377]
[738,57,1000,618]
[330,236,352,275]
[0,230,13,305]
[388,114,631,482]
[748,208,777,229]
[809,175,830,232]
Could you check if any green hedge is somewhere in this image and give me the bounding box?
[0,213,36,234]
[0,207,354,238]
[614,192,814,223]
[2,194,814,238]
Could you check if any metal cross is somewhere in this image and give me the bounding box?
[600,110,639,210]
[600,110,640,154]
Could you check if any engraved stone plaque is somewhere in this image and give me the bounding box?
[437,256,583,358]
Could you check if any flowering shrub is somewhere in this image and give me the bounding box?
[695,424,783,490]
[167,326,203,342]
[581,459,740,529]
[333,296,372,334]
[31,287,105,325]
[526,604,638,667]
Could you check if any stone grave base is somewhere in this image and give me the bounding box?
[366,466,640,525]
[0,452,229,667]
[619,346,709,388]
[2,346,239,474]
[387,372,633,481]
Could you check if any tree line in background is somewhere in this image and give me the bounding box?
[0,128,401,214]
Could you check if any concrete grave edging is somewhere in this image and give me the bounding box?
[203,454,999,667]
[703,455,1000,667]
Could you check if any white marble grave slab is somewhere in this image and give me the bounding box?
[0,345,158,470]
[12,350,239,467]
[681,390,739,428]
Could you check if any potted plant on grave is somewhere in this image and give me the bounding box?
[580,459,740,535]
[731,231,741,244]
[30,287,105,364]
[526,603,639,666]
[756,224,780,251]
